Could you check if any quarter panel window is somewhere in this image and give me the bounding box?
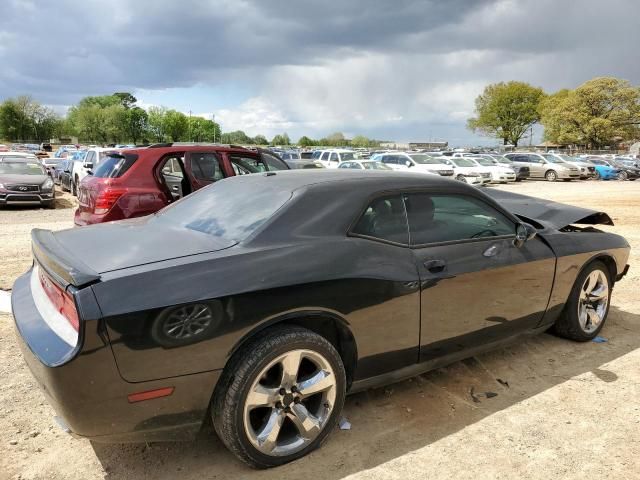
[404,194,515,245]
[352,196,408,244]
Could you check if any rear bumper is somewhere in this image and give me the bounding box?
[12,268,221,443]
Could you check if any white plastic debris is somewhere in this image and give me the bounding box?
[0,290,11,314]
[339,417,351,430]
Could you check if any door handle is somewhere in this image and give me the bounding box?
[172,185,179,191]
[423,259,446,273]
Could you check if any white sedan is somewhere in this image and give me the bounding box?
[466,155,516,183]
[442,158,492,185]
[338,160,400,171]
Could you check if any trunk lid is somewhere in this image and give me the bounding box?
[36,217,236,283]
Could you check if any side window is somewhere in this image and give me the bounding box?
[329,152,339,163]
[320,152,329,161]
[530,155,544,163]
[260,152,289,171]
[85,151,95,164]
[340,162,351,169]
[382,155,396,165]
[352,196,408,244]
[191,153,224,182]
[404,193,515,245]
[162,157,184,178]
[514,155,528,162]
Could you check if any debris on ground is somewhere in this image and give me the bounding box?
[496,378,510,388]
[339,417,351,430]
[470,387,499,403]
[592,336,608,343]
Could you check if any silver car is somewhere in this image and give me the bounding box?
[545,154,596,179]
[504,152,580,181]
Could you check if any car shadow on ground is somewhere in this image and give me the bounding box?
[91,305,640,479]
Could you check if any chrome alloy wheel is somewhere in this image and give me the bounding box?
[243,349,337,457]
[578,269,609,334]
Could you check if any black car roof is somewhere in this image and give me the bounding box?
[223,169,456,194]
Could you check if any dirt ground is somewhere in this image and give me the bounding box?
[1,181,640,480]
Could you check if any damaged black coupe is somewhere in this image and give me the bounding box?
[12,170,629,468]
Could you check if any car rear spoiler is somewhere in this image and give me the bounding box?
[31,229,101,288]
[483,189,614,229]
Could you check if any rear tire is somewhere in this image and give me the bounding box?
[552,261,612,341]
[617,171,628,181]
[212,326,346,468]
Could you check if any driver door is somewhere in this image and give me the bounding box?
[402,192,556,362]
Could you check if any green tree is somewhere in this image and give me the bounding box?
[113,92,137,109]
[122,107,148,144]
[540,77,640,148]
[326,132,347,146]
[351,135,371,148]
[252,134,269,145]
[147,106,168,142]
[297,135,315,147]
[467,81,545,146]
[188,116,221,142]
[164,110,189,141]
[220,130,253,144]
[271,132,291,145]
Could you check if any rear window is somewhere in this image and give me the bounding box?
[155,179,292,241]
[92,154,138,178]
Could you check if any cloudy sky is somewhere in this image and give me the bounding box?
[1,0,639,145]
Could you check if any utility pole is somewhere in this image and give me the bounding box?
[188,110,192,142]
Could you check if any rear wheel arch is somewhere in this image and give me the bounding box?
[226,311,358,387]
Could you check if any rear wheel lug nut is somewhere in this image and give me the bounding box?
[279,388,286,395]
[291,386,298,393]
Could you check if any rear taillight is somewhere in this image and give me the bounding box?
[94,187,126,215]
[39,268,79,332]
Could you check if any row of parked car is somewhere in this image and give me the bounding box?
[277,148,640,184]
[1,143,638,215]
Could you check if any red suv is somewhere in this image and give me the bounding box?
[75,144,289,226]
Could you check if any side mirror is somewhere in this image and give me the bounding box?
[514,222,537,248]
[405,160,412,167]
[84,162,93,169]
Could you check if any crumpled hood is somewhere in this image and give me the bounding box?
[483,189,614,228]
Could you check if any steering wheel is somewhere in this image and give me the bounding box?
[471,229,497,238]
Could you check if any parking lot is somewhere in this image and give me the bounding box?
[1,180,640,480]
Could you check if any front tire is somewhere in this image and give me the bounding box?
[545,170,558,182]
[212,326,346,468]
[552,261,612,341]
[456,174,466,183]
[617,171,628,181]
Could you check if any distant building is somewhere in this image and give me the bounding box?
[379,141,448,150]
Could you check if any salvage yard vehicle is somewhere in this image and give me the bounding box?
[545,154,596,179]
[587,157,620,180]
[74,143,289,226]
[338,160,394,170]
[464,155,516,183]
[505,152,580,181]
[0,157,55,208]
[316,149,356,168]
[371,152,454,177]
[12,170,630,468]
[70,147,119,196]
[485,154,530,181]
[443,157,491,185]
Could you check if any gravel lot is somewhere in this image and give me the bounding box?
[1,181,639,480]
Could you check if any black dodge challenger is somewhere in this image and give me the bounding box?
[12,170,630,468]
